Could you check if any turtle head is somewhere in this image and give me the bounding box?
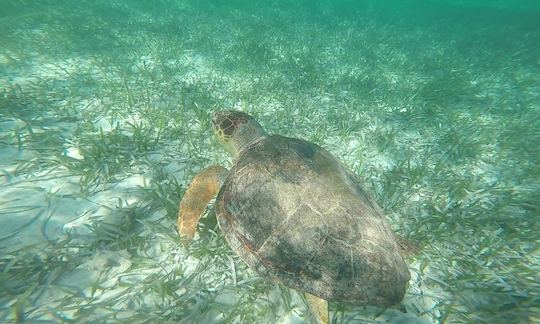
[212,110,267,157]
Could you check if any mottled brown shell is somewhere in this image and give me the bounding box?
[215,135,410,306]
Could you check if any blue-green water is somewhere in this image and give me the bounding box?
[1,1,539,323]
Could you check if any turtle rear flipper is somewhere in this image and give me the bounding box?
[177,166,229,247]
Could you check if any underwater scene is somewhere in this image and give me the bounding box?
[1,0,539,323]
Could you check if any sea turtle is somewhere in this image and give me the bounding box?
[178,110,411,323]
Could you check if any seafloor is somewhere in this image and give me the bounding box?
[1,0,539,323]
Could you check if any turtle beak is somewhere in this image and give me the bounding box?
[212,112,225,138]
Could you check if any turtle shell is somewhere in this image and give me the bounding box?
[215,135,410,306]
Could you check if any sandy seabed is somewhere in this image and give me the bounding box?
[1,1,539,323]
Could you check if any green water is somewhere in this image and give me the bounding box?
[1,0,539,323]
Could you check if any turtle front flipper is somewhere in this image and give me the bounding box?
[305,293,329,324]
[177,165,229,247]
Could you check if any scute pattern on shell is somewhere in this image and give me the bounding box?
[215,135,410,306]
